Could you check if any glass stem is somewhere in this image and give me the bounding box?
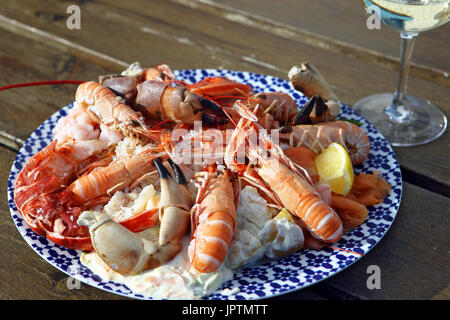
[385,33,417,123]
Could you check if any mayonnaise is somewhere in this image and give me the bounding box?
[79,185,304,299]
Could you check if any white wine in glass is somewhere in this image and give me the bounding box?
[354,0,449,147]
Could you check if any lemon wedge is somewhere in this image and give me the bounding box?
[314,143,354,196]
[274,208,294,223]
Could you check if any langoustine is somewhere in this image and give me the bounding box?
[13,104,120,250]
[188,166,239,273]
[224,114,343,243]
[276,120,371,165]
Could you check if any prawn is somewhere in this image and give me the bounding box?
[67,147,164,205]
[14,139,112,250]
[225,114,343,243]
[249,92,299,129]
[75,81,162,142]
[188,76,253,99]
[276,121,370,165]
[187,166,239,273]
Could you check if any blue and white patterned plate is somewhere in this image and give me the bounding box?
[7,69,402,300]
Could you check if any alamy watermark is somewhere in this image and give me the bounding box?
[366,265,381,289]
[66,265,82,290]
[365,5,382,30]
[168,122,281,168]
[66,5,81,30]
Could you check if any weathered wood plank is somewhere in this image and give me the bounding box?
[302,183,450,300]
[187,0,450,80]
[1,0,448,188]
[0,28,115,146]
[431,285,450,300]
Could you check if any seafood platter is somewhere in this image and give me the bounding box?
[8,62,402,299]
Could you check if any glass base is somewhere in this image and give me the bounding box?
[353,93,447,147]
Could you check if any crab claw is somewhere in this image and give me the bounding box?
[310,95,338,123]
[198,96,229,125]
[154,158,192,246]
[88,213,180,275]
[99,74,140,103]
[312,95,328,117]
[293,95,317,125]
[135,81,229,125]
[167,158,187,185]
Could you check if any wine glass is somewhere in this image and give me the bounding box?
[353,0,449,147]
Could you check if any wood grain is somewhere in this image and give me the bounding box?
[189,0,450,79]
[0,28,114,146]
[301,183,450,300]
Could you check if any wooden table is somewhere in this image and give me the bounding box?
[1,0,449,300]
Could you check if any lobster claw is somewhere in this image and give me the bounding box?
[154,158,192,246]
